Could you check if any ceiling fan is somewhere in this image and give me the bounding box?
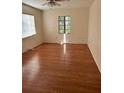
[42,0,70,7]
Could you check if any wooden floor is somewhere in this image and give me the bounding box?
[22,43,101,93]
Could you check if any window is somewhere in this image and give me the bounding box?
[58,16,71,34]
[22,14,36,38]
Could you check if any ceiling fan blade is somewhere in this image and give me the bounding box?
[55,0,70,1]
[54,2,61,6]
[42,0,63,7]
[42,3,48,6]
[46,0,53,1]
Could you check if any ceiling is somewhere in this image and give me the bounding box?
[22,0,94,10]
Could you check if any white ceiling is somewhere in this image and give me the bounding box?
[22,0,94,10]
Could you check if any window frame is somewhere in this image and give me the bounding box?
[58,16,71,34]
[22,13,36,39]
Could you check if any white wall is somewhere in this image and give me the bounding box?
[43,8,89,44]
[22,4,44,53]
[88,0,101,71]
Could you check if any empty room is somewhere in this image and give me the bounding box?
[22,0,101,93]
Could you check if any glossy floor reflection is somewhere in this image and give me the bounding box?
[22,43,101,93]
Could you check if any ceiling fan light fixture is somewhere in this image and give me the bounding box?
[42,0,68,7]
